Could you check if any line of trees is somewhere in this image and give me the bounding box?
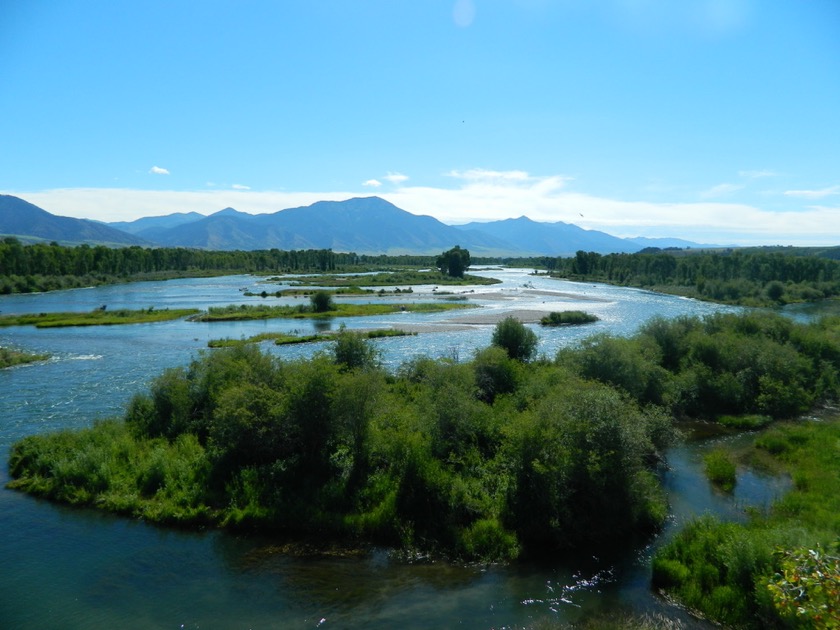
[547,249,840,305]
[0,238,443,294]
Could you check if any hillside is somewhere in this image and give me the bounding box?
[0,195,148,246]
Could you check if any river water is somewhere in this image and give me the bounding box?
[0,269,790,628]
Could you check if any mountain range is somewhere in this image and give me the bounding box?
[0,194,712,256]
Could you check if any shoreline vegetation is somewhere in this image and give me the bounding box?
[262,270,501,288]
[0,302,473,329]
[207,328,416,349]
[653,413,840,628]
[0,307,200,328]
[188,301,475,322]
[546,249,840,307]
[8,313,839,586]
[0,346,49,368]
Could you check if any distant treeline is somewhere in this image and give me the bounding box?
[0,238,437,294]
[546,249,840,305]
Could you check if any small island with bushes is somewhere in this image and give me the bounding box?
[0,346,49,369]
[539,310,599,326]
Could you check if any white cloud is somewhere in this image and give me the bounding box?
[453,0,476,28]
[362,179,382,188]
[231,184,251,190]
[701,183,743,198]
[447,168,533,184]
[384,172,409,184]
[783,186,840,199]
[7,169,840,247]
[149,166,170,175]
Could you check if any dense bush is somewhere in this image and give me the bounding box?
[491,316,538,362]
[539,310,599,326]
[9,331,673,561]
[549,249,840,306]
[569,312,840,420]
[8,311,840,567]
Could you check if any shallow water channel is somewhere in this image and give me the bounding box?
[0,269,790,628]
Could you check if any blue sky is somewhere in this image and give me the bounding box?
[1,0,838,245]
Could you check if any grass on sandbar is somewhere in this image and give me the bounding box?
[0,307,201,328]
[190,301,475,322]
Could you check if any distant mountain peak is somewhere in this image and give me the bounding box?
[212,207,250,217]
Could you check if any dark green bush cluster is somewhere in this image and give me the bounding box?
[540,311,599,326]
[8,330,673,561]
[550,249,840,306]
[562,312,840,419]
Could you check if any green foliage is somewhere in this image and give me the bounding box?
[473,346,520,403]
[0,346,49,368]
[10,311,840,571]
[703,449,737,492]
[0,308,199,328]
[9,337,673,561]
[550,249,840,306]
[436,245,471,278]
[654,417,840,628]
[310,290,334,313]
[539,310,599,326]
[332,326,380,371]
[192,301,474,322]
[563,334,669,405]
[767,543,840,629]
[491,316,538,362]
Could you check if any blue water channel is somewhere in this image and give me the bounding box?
[0,269,789,628]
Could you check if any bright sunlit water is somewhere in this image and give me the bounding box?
[0,269,790,628]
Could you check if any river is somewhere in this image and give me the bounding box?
[0,269,788,628]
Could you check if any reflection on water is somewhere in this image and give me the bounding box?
[0,269,784,628]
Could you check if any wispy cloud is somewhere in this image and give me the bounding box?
[362,179,382,188]
[783,186,840,199]
[701,183,743,198]
[447,168,533,184]
[149,166,170,175]
[231,184,251,190]
[739,169,777,179]
[384,172,409,184]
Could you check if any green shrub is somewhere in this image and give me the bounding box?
[310,290,334,312]
[539,310,598,326]
[491,316,538,362]
[704,449,737,492]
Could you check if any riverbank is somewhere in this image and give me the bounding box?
[653,411,840,628]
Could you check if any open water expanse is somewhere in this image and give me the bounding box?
[0,268,793,628]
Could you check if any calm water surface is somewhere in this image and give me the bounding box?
[1,269,784,628]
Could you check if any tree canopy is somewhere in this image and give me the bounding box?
[436,246,471,278]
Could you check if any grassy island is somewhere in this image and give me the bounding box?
[189,301,474,322]
[0,347,49,368]
[208,328,415,348]
[8,312,840,569]
[269,269,500,288]
[0,308,201,328]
